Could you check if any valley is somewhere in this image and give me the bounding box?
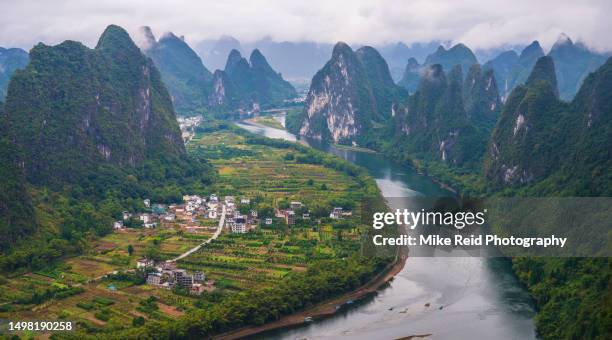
[0,121,388,338]
[0,4,611,338]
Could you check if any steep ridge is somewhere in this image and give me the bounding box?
[484,55,612,194]
[299,43,406,144]
[394,64,491,169]
[424,44,478,76]
[208,49,296,113]
[0,25,214,272]
[137,26,213,115]
[482,50,519,99]
[3,25,186,186]
[397,57,421,94]
[463,64,502,128]
[397,43,479,93]
[548,33,608,101]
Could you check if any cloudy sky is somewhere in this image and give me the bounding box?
[1,0,612,52]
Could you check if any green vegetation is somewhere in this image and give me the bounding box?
[114,257,387,339]
[208,49,297,114]
[0,25,215,273]
[141,27,213,116]
[0,121,391,338]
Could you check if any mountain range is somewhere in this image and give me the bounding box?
[194,36,520,83]
[298,42,500,169]
[136,28,296,115]
[396,34,607,102]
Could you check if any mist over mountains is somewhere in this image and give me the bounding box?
[193,37,525,83]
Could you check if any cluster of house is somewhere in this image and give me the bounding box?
[112,194,223,233]
[224,196,258,234]
[137,259,214,295]
[265,203,352,226]
[112,194,353,234]
[113,199,163,230]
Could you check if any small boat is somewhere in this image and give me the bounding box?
[346,299,354,304]
[304,317,314,323]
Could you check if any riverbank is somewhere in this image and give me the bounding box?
[215,242,409,340]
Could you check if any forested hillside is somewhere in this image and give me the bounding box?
[0,25,214,272]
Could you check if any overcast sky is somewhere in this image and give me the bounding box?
[2,0,612,52]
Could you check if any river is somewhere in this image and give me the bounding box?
[235,118,537,340]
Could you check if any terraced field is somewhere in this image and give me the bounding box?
[181,128,365,290]
[0,124,373,337]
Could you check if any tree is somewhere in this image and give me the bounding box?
[127,244,134,256]
[132,316,145,326]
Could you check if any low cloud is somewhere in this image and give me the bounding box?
[1,0,611,53]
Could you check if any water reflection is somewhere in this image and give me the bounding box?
[235,119,536,340]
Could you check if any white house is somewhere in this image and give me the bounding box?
[146,273,162,285]
[140,213,151,224]
[231,223,247,233]
[330,207,343,219]
[137,258,155,269]
[143,199,151,208]
[113,221,124,230]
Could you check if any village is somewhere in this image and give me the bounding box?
[112,193,351,296]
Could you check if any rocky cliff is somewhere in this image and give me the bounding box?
[3,25,185,186]
[208,49,296,112]
[484,55,612,193]
[299,43,405,144]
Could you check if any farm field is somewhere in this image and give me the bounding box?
[182,127,369,290]
[0,123,379,337]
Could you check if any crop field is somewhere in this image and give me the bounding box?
[0,125,372,336]
[181,128,366,290]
